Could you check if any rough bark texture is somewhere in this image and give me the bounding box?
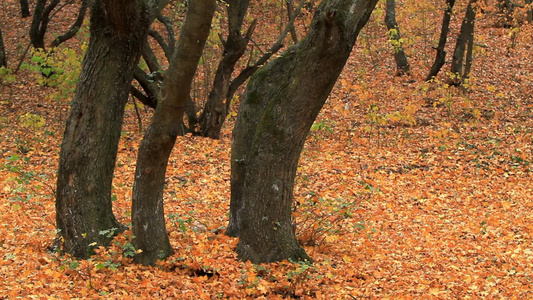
[426,0,455,81]
[199,0,252,139]
[228,0,378,263]
[56,0,150,259]
[0,27,6,68]
[20,0,31,18]
[450,0,477,85]
[132,0,216,266]
[384,0,409,75]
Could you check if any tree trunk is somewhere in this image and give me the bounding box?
[20,0,31,18]
[426,0,456,81]
[199,0,253,139]
[56,0,150,259]
[526,0,532,23]
[132,0,216,266]
[384,0,409,75]
[30,0,59,51]
[0,26,6,68]
[227,0,378,263]
[497,0,514,27]
[50,0,88,48]
[450,0,477,86]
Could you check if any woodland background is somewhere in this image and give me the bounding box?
[0,0,532,298]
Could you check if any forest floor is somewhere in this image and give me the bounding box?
[1,1,532,299]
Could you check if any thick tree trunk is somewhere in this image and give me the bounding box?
[56,0,150,259]
[228,0,378,263]
[426,0,456,81]
[132,0,216,266]
[384,0,409,75]
[450,0,477,85]
[199,0,252,139]
[20,0,31,18]
[0,27,6,68]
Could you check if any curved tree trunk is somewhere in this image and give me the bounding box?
[50,0,88,48]
[132,0,216,266]
[450,0,477,86]
[384,0,409,75]
[56,0,150,259]
[228,0,378,263]
[426,0,456,81]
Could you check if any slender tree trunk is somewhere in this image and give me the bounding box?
[228,0,378,263]
[450,0,477,85]
[30,0,59,51]
[20,0,31,18]
[56,0,150,259]
[199,0,253,139]
[426,0,456,81]
[50,0,88,48]
[286,0,299,44]
[132,0,216,266]
[0,27,6,68]
[384,0,409,75]
[526,0,532,23]
[497,0,514,27]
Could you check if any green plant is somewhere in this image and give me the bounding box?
[0,67,16,85]
[23,47,83,101]
[293,192,357,247]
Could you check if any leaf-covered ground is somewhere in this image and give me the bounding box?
[1,1,532,298]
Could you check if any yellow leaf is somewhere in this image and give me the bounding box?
[501,201,512,210]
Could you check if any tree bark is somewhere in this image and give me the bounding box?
[384,0,409,75]
[20,0,31,18]
[227,0,378,263]
[56,0,150,259]
[426,0,456,81]
[450,0,477,85]
[132,0,216,266]
[0,26,6,68]
[199,0,253,139]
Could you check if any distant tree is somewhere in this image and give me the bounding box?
[226,0,378,263]
[384,0,410,75]
[526,0,532,22]
[497,0,514,27]
[0,26,6,68]
[56,0,153,259]
[198,0,255,139]
[132,0,216,266]
[29,0,88,51]
[426,0,456,81]
[20,0,31,18]
[449,0,477,85]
